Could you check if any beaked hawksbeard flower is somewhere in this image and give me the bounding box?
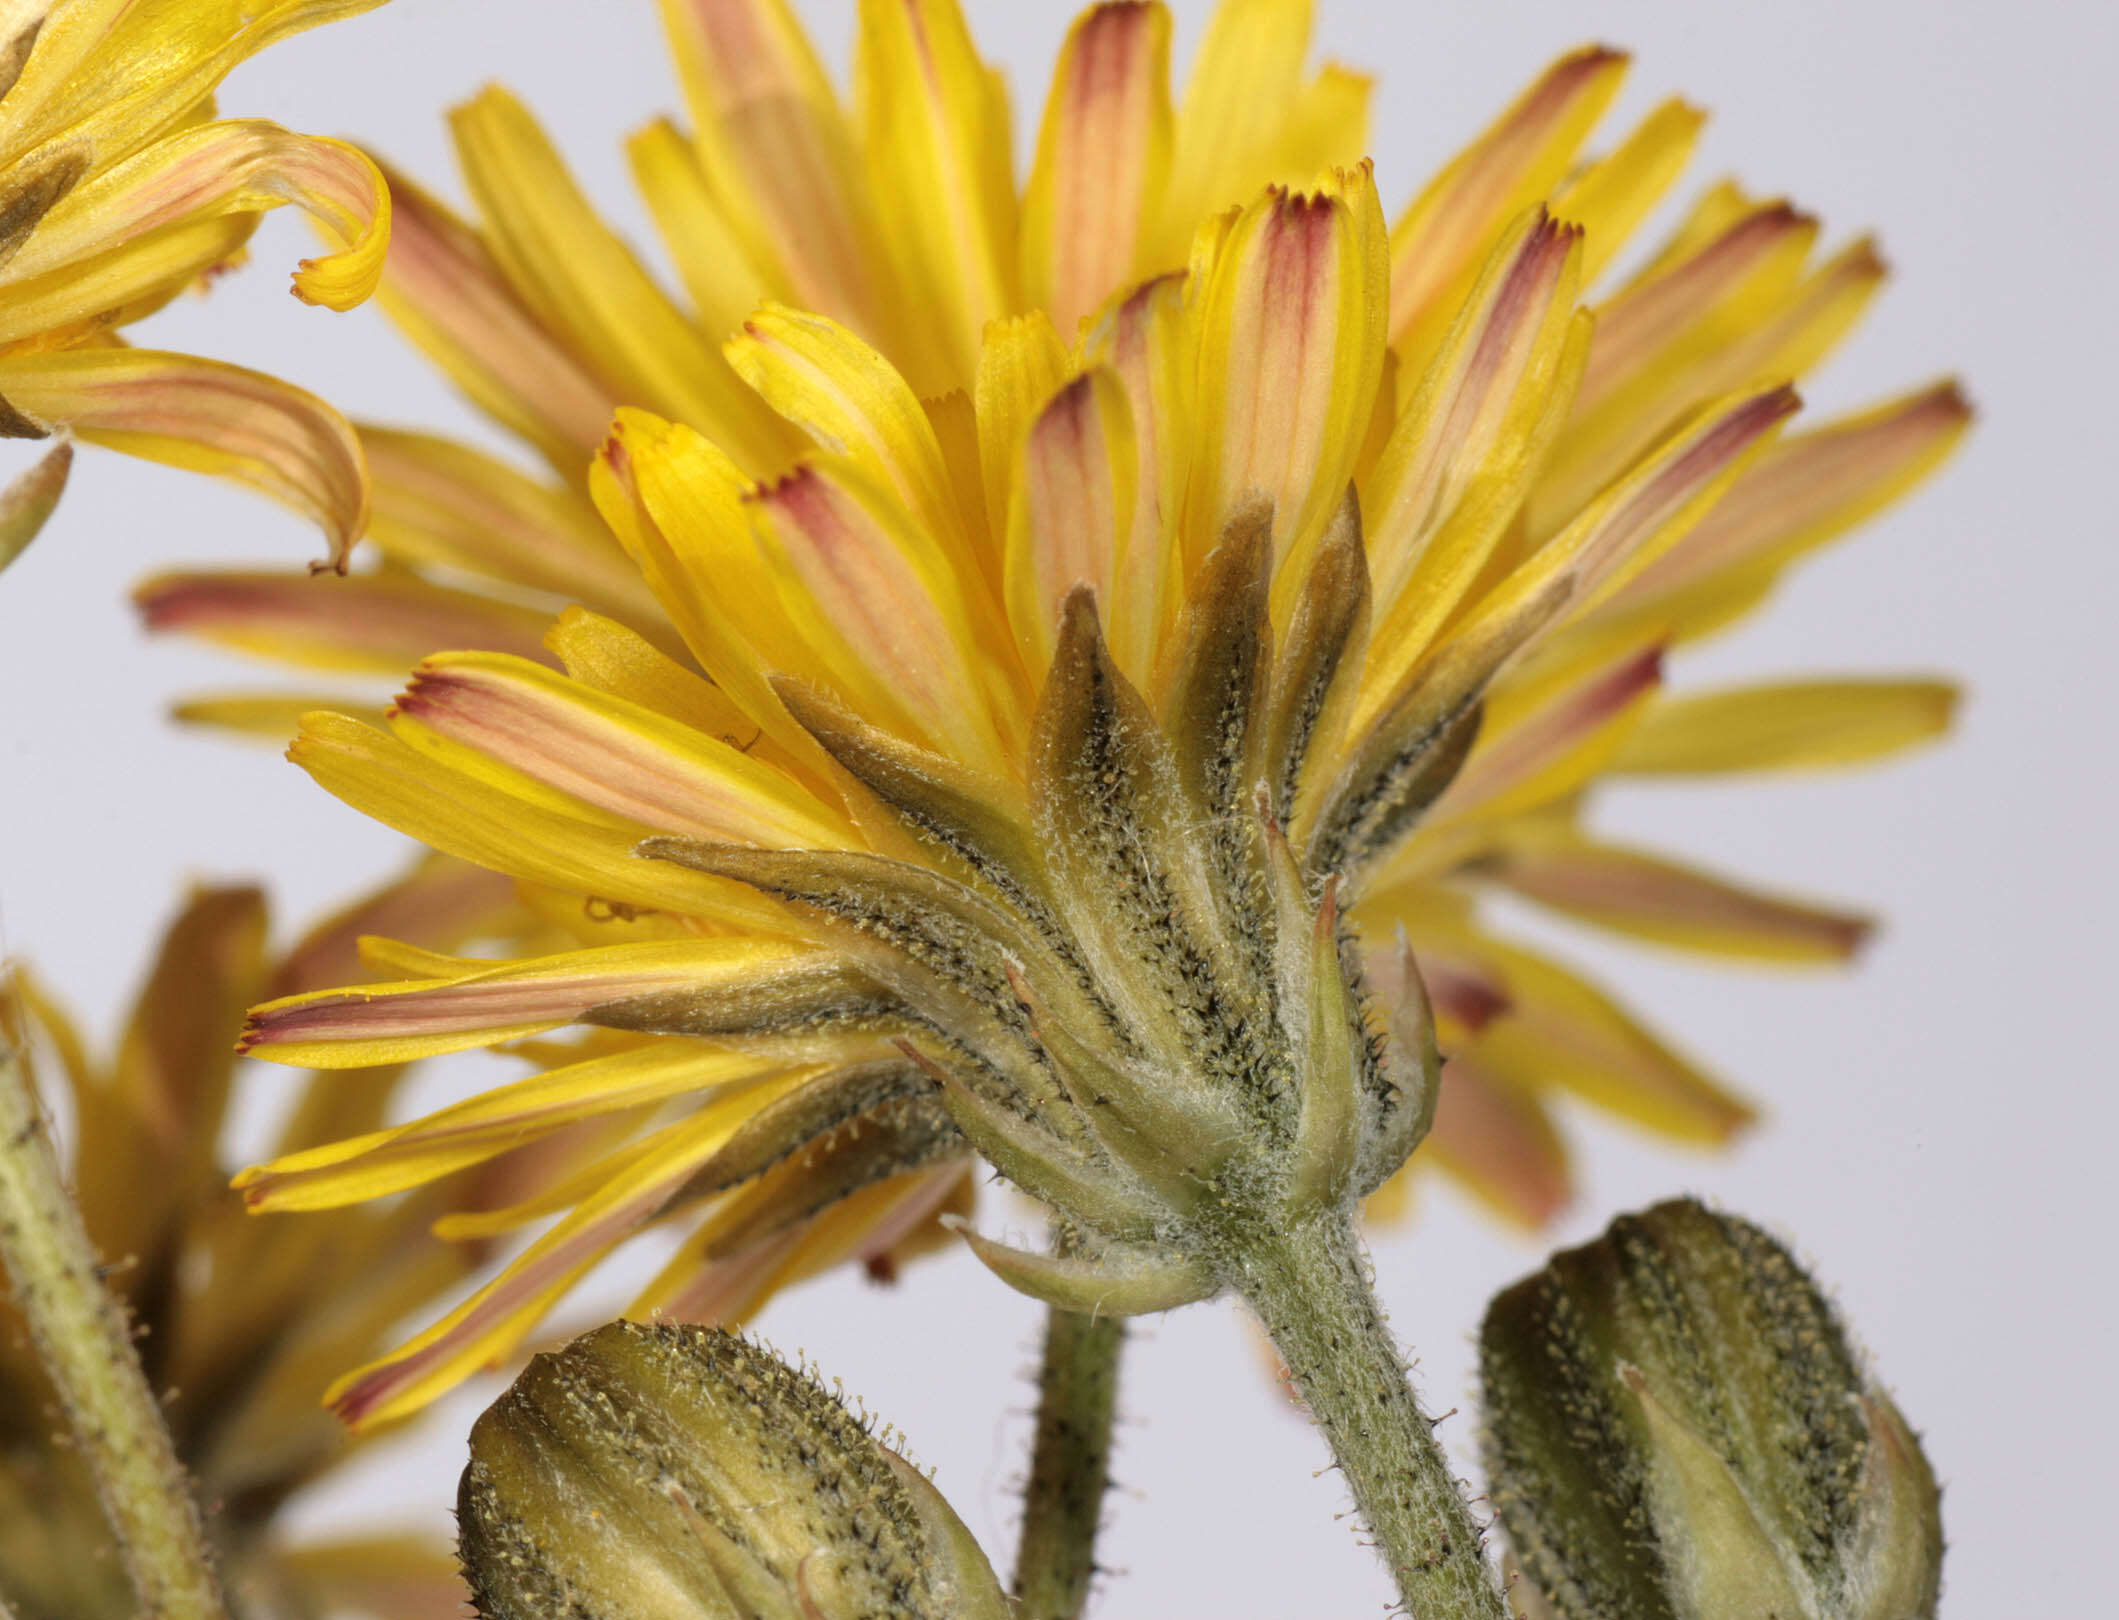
[228,0,1965,1425]
[0,861,529,1620]
[0,0,392,571]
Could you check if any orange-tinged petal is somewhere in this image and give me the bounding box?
[1,119,388,310]
[747,458,1019,773]
[1613,380,1973,614]
[1189,164,1388,602]
[1080,272,1190,680]
[1491,833,1873,963]
[322,1095,777,1427]
[135,569,556,674]
[239,1043,813,1210]
[854,0,1019,393]
[1419,1053,1572,1229]
[372,168,616,474]
[1423,642,1663,827]
[653,0,884,335]
[1003,366,1138,674]
[1533,200,1817,531]
[449,86,790,477]
[0,347,367,569]
[1364,209,1587,646]
[391,650,854,849]
[1354,385,1797,735]
[726,303,976,571]
[1613,678,1958,776]
[1387,46,1627,367]
[240,936,827,1067]
[286,710,795,930]
[360,427,663,629]
[1020,1,1175,338]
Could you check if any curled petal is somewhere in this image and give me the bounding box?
[2,120,389,310]
[135,569,556,673]
[0,347,368,569]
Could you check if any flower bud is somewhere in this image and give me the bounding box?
[1479,1198,1942,1620]
[459,1321,1009,1620]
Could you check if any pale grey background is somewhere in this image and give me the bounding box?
[1,1,2112,1613]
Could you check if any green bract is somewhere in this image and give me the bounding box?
[1480,1198,1943,1620]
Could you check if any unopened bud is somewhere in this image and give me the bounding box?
[459,1321,1009,1620]
[1480,1198,1942,1620]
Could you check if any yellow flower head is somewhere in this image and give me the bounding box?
[0,0,395,569]
[0,863,526,1620]
[227,0,1965,1425]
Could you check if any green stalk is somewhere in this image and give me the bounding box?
[1012,1268,1126,1618]
[1231,1212,1508,1620]
[0,1041,229,1620]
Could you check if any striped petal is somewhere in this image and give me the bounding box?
[322,1093,787,1428]
[1155,0,1314,257]
[1611,381,1973,618]
[360,427,662,627]
[135,569,556,673]
[1188,163,1388,601]
[240,937,833,1067]
[1020,0,1174,337]
[448,86,789,476]
[0,347,367,568]
[0,119,388,311]
[390,650,854,848]
[1613,678,1958,776]
[1489,832,1874,962]
[1363,209,1589,651]
[747,458,1019,773]
[653,0,883,335]
[1423,642,1664,828]
[1003,366,1138,673]
[1387,46,1627,368]
[372,166,617,473]
[285,711,798,929]
[853,0,1017,393]
[238,1043,820,1210]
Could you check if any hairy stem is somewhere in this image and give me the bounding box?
[0,1042,229,1620]
[1012,1287,1125,1618]
[1233,1212,1508,1620]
